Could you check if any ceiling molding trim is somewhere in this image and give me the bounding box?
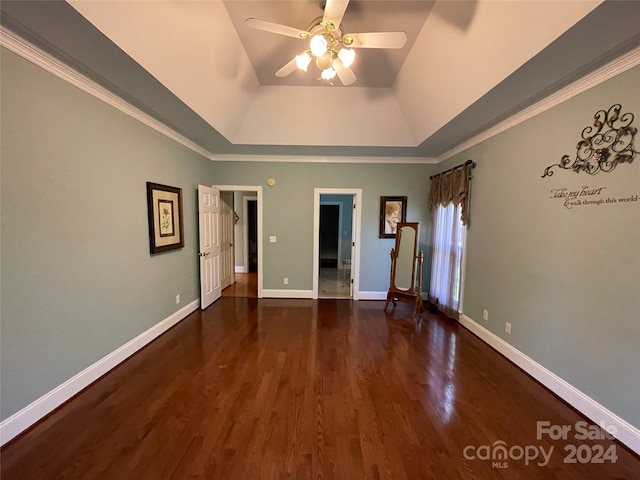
[211,154,438,165]
[437,45,640,163]
[0,27,215,161]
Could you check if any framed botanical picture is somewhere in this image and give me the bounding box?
[146,182,184,254]
[379,196,407,238]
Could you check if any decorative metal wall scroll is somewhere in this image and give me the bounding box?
[542,104,637,178]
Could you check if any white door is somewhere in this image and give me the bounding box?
[220,191,234,291]
[199,185,221,309]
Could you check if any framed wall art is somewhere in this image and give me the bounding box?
[146,182,184,254]
[379,196,407,238]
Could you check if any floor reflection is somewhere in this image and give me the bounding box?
[426,316,459,423]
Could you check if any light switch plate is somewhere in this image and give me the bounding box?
[269,236,277,243]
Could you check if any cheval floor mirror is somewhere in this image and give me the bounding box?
[384,222,424,318]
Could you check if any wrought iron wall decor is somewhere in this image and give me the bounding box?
[542,104,637,178]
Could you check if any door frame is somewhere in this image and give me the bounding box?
[313,188,362,300]
[214,185,263,298]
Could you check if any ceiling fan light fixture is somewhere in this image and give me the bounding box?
[338,48,355,68]
[310,34,328,57]
[321,67,336,81]
[296,52,312,71]
[247,0,409,86]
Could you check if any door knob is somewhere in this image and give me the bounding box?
[198,252,210,257]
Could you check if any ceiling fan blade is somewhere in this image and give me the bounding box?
[275,57,298,78]
[245,18,308,39]
[334,62,356,86]
[323,0,350,29]
[345,31,407,49]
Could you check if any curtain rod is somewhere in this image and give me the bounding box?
[429,159,476,180]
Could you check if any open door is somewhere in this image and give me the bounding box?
[199,185,221,309]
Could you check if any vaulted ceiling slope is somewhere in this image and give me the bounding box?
[2,1,640,161]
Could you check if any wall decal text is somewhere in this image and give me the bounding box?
[549,185,638,209]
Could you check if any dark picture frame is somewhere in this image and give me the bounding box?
[379,196,407,238]
[146,182,184,254]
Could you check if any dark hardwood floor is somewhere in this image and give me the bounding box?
[222,272,258,298]
[1,298,638,479]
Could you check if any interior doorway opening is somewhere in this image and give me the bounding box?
[213,186,263,299]
[313,189,362,300]
[246,199,258,273]
[319,200,349,298]
[320,204,341,268]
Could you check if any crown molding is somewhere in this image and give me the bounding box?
[211,154,437,164]
[437,45,640,162]
[0,27,215,161]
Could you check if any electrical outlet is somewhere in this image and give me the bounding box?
[283,277,288,285]
[505,322,511,334]
[483,309,489,321]
[176,294,181,304]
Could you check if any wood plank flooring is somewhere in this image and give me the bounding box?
[222,273,258,298]
[1,298,638,479]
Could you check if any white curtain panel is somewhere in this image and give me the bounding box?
[429,203,466,318]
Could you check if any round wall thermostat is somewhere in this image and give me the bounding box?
[267,178,276,186]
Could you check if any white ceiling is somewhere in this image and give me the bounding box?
[2,0,640,161]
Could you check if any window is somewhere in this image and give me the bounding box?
[429,203,467,318]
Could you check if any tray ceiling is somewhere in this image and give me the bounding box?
[1,0,639,161]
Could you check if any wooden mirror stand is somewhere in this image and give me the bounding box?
[384,222,424,318]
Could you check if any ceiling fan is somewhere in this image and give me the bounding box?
[245,0,407,86]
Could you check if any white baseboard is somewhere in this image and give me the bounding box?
[262,289,313,299]
[459,314,640,456]
[358,291,387,300]
[235,266,247,273]
[0,299,200,447]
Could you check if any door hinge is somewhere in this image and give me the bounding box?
[353,203,356,209]
[352,242,355,247]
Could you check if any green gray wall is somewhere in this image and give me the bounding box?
[441,65,640,428]
[1,49,217,420]
[2,43,638,437]
[210,161,434,293]
[0,47,436,421]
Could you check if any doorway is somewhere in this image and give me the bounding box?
[246,198,258,273]
[320,204,341,268]
[212,186,263,299]
[220,195,258,298]
[318,201,348,298]
[313,189,362,300]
